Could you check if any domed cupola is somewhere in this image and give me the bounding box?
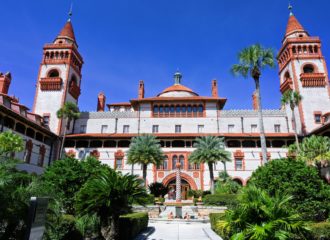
[157,71,198,97]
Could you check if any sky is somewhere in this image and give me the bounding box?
[1,0,330,112]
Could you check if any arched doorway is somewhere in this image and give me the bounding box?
[162,173,198,200]
[167,179,191,200]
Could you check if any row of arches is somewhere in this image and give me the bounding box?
[65,139,294,149]
[0,114,52,145]
[156,154,200,171]
[44,51,69,60]
[283,64,316,83]
[153,104,204,117]
[279,44,319,66]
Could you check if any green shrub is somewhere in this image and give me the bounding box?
[119,212,149,240]
[148,182,168,197]
[209,213,226,238]
[203,194,238,207]
[249,158,330,221]
[134,194,154,205]
[308,222,330,240]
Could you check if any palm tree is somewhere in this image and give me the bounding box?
[231,44,275,164]
[75,167,147,240]
[127,134,165,185]
[56,102,80,159]
[281,90,302,152]
[289,135,330,179]
[188,136,231,194]
[217,185,310,240]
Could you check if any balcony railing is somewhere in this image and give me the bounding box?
[69,82,81,99]
[300,73,326,87]
[40,77,62,91]
[280,78,293,93]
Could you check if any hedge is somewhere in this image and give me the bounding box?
[203,194,238,207]
[308,222,330,240]
[209,213,226,238]
[119,212,149,240]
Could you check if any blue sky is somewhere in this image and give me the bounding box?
[1,0,330,111]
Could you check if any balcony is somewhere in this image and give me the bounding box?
[280,78,293,93]
[40,77,62,91]
[69,82,81,99]
[300,73,326,87]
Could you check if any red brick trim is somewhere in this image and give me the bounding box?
[162,172,198,190]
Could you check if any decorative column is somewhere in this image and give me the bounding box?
[175,162,181,202]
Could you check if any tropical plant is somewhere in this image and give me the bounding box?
[41,156,104,215]
[127,134,165,185]
[75,167,147,240]
[249,158,330,221]
[215,172,242,194]
[281,90,302,151]
[217,185,310,240]
[188,136,231,194]
[0,130,24,158]
[148,182,168,197]
[231,44,275,164]
[56,101,80,159]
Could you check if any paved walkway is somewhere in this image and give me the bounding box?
[135,221,222,240]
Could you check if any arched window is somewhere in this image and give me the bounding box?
[192,105,198,113]
[284,71,291,80]
[104,140,116,148]
[90,140,102,148]
[272,140,285,148]
[24,140,33,163]
[48,69,60,78]
[45,52,50,59]
[242,140,256,148]
[70,75,78,87]
[118,140,130,148]
[38,145,46,167]
[227,140,241,148]
[303,64,314,73]
[198,105,203,112]
[163,155,168,170]
[308,46,313,54]
[170,105,175,113]
[292,46,296,54]
[179,155,185,168]
[159,106,164,113]
[26,128,35,139]
[164,105,169,113]
[314,46,318,53]
[172,155,178,169]
[181,105,186,112]
[175,105,180,113]
[15,122,26,134]
[153,105,159,113]
[187,105,192,113]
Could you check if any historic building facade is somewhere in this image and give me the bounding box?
[1,11,329,191]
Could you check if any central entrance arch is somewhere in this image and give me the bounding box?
[162,173,198,200]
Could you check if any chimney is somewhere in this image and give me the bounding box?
[211,79,218,97]
[252,91,259,110]
[138,80,145,99]
[97,92,106,112]
[0,72,12,95]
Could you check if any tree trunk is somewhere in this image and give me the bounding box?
[254,77,268,165]
[59,118,68,159]
[208,162,215,194]
[291,106,300,152]
[222,161,227,179]
[142,164,147,187]
[108,214,120,240]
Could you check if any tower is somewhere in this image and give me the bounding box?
[33,13,83,135]
[277,7,330,134]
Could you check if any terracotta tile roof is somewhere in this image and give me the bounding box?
[285,15,305,36]
[158,84,198,96]
[58,21,76,41]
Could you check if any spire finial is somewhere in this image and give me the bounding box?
[174,69,182,85]
[288,1,293,16]
[68,2,73,22]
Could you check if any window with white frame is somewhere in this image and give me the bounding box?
[115,158,123,169]
[198,125,204,133]
[274,124,281,133]
[251,124,257,133]
[228,124,234,133]
[152,125,159,133]
[80,125,86,133]
[175,125,181,133]
[101,125,108,133]
[123,125,129,133]
[235,159,243,170]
